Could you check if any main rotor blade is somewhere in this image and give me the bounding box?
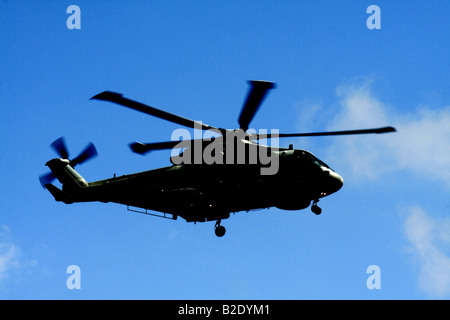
[255,126,396,139]
[50,137,69,159]
[91,91,218,131]
[238,81,276,132]
[129,138,216,155]
[70,142,98,167]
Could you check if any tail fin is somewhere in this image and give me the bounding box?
[44,183,74,204]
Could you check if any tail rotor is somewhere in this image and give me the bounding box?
[39,137,98,187]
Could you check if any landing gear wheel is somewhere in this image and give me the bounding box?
[311,205,322,215]
[311,200,322,215]
[215,225,226,237]
[214,220,226,237]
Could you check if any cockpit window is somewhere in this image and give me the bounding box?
[303,151,333,171]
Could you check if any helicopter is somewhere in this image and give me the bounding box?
[40,80,396,237]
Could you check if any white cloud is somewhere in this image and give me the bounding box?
[318,80,450,186]
[322,81,398,180]
[404,207,450,298]
[333,81,390,129]
[296,80,450,297]
[0,225,21,281]
[391,106,450,184]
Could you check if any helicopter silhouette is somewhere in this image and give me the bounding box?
[40,80,395,237]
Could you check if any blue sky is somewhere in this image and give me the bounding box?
[1,1,449,299]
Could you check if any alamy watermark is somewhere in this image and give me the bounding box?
[366,265,381,290]
[66,5,81,30]
[66,265,81,290]
[169,123,280,175]
[366,5,381,30]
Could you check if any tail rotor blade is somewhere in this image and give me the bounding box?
[39,171,55,188]
[50,137,69,159]
[70,142,98,167]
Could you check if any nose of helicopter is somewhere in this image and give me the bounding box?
[325,170,344,195]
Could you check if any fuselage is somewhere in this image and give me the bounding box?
[45,147,343,223]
